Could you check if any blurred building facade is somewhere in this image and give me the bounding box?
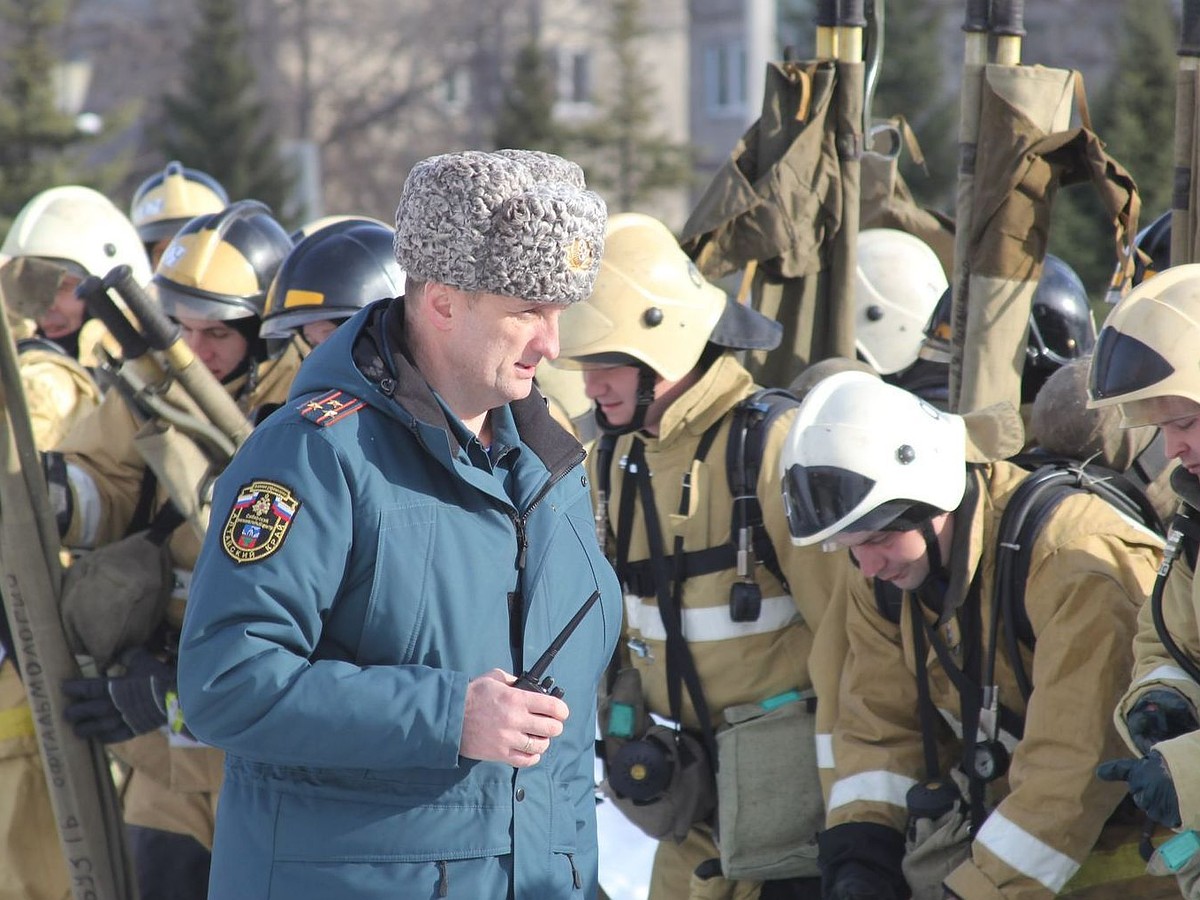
[53,0,1130,231]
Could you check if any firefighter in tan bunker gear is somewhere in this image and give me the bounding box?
[554,213,845,900]
[1089,264,1200,894]
[781,371,1171,899]
[0,185,149,900]
[46,200,301,900]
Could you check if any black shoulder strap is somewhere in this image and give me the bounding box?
[992,460,1165,702]
[1153,504,1200,686]
[726,388,799,591]
[629,437,722,768]
[875,579,904,624]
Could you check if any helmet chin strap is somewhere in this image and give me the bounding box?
[917,516,948,588]
[594,366,658,436]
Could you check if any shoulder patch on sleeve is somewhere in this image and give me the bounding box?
[221,480,302,564]
[297,389,364,426]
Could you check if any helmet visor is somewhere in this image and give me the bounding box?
[782,464,942,543]
[781,464,875,542]
[1089,328,1175,402]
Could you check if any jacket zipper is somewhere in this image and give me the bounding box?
[510,444,586,576]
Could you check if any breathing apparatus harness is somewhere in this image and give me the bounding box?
[889,458,1164,834]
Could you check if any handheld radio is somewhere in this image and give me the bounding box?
[513,590,601,700]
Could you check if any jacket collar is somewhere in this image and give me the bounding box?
[645,352,754,446]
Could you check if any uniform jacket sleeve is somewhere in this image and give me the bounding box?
[826,569,926,834]
[53,386,148,547]
[1118,555,1200,831]
[177,421,469,771]
[945,527,1152,899]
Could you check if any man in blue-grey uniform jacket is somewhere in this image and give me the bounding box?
[177,149,622,899]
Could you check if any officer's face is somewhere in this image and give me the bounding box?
[838,513,951,592]
[451,289,567,413]
[37,273,85,340]
[1149,396,1200,476]
[177,313,250,381]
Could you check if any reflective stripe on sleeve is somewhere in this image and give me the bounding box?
[816,733,835,770]
[828,770,915,812]
[623,593,798,643]
[65,462,101,549]
[1135,664,1194,688]
[976,810,1080,893]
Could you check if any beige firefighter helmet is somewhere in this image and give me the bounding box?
[129,161,230,245]
[1,185,152,285]
[855,228,947,375]
[535,361,591,421]
[555,212,728,382]
[780,370,967,546]
[1088,263,1200,427]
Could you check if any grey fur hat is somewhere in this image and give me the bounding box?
[393,149,607,304]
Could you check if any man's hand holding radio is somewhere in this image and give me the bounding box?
[461,668,569,767]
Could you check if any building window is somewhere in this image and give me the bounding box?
[570,52,592,104]
[556,48,593,110]
[443,66,470,108]
[703,39,746,116]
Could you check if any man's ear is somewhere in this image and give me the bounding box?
[419,281,457,333]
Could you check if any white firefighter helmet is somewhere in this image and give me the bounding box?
[780,370,967,546]
[1088,263,1200,427]
[854,228,947,375]
[1,185,152,285]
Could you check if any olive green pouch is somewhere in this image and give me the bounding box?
[715,691,822,881]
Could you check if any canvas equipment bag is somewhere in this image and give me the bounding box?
[600,720,718,844]
[715,692,822,881]
[58,483,184,671]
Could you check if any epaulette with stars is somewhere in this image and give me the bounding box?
[296,389,365,427]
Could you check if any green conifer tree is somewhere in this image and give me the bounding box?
[0,0,125,234]
[568,0,694,211]
[494,39,565,154]
[1048,0,1176,298]
[159,0,294,219]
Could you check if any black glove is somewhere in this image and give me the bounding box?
[826,862,904,900]
[1125,689,1198,755]
[818,822,909,900]
[62,647,176,744]
[1097,752,1182,828]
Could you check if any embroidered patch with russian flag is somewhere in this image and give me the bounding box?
[297,389,364,427]
[220,480,302,564]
